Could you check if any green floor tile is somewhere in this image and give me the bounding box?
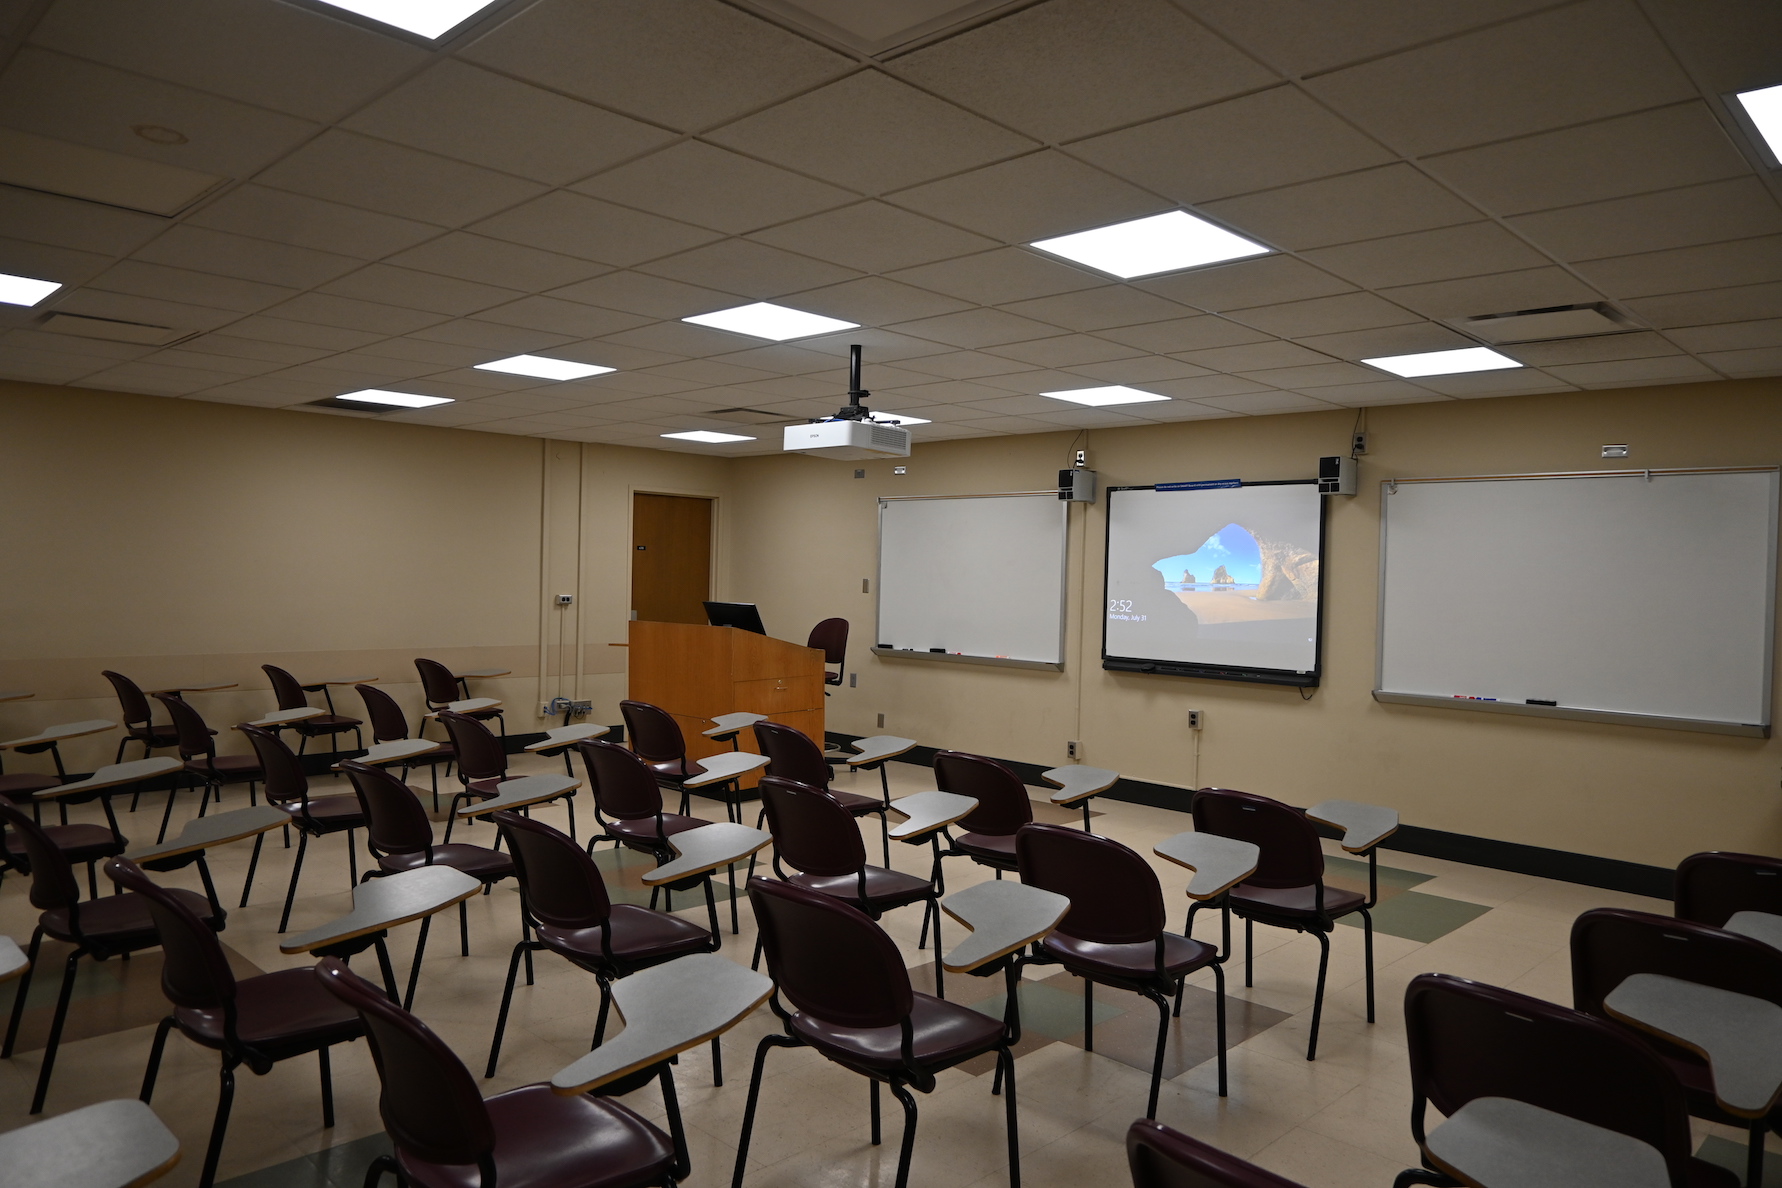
[1324,855,1432,892]
[1695,1134,1782,1186]
[1337,890,1491,943]
[216,1131,393,1188]
[971,979,1123,1041]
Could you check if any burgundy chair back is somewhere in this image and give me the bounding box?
[0,797,79,912]
[438,711,505,782]
[620,700,687,765]
[1674,851,1782,927]
[241,724,307,807]
[1017,822,1164,945]
[1403,972,1695,1184]
[342,761,434,856]
[1192,788,1323,890]
[107,858,236,1011]
[102,670,153,727]
[262,665,310,713]
[1571,907,1782,1019]
[748,876,911,1030]
[576,739,665,821]
[1126,1118,1310,1188]
[807,617,848,665]
[154,692,218,761]
[356,684,412,744]
[315,957,496,1174]
[413,658,462,708]
[935,751,1030,837]
[494,811,611,930]
[752,720,830,787]
[759,776,864,878]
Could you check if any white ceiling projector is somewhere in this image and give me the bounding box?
[782,345,912,460]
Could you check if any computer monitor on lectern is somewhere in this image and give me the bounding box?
[703,601,766,635]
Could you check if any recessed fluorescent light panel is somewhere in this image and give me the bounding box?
[1041,385,1171,407]
[1031,211,1269,279]
[662,430,756,444]
[475,354,615,381]
[312,0,501,38]
[1735,83,1782,164]
[0,271,62,307]
[871,413,931,425]
[1363,347,1522,378]
[682,302,858,341]
[337,389,454,408]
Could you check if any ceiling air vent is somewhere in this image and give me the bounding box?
[39,311,191,346]
[1449,303,1639,344]
[708,406,796,425]
[306,396,405,414]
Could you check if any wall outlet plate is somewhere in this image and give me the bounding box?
[1187,710,1203,730]
[1067,740,1080,758]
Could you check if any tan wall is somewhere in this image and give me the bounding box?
[0,381,729,769]
[727,380,1782,869]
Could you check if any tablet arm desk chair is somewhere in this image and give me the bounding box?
[438,710,576,843]
[356,683,455,809]
[577,739,709,871]
[262,665,363,756]
[1675,851,1782,927]
[807,617,848,694]
[240,725,365,933]
[103,670,181,765]
[753,720,891,866]
[416,657,504,736]
[936,750,1030,881]
[1127,1119,1311,1188]
[620,699,707,817]
[153,693,260,831]
[0,790,125,900]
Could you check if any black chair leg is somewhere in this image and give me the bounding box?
[484,939,537,1078]
[1145,991,1169,1119]
[345,829,357,885]
[140,1015,175,1102]
[363,1155,399,1188]
[1245,915,1253,987]
[240,833,265,907]
[1000,1047,1021,1188]
[1083,977,1094,1051]
[318,1045,335,1128]
[930,903,943,1000]
[1307,929,1331,1061]
[1361,906,1376,1023]
[156,781,180,844]
[2,926,43,1057]
[29,947,84,1113]
[1393,1170,1461,1188]
[459,900,470,956]
[711,1035,722,1087]
[593,980,613,1048]
[279,831,310,933]
[402,915,432,1011]
[888,1080,920,1188]
[197,1056,238,1188]
[731,1034,800,1188]
[1749,1118,1764,1188]
[1213,961,1228,1096]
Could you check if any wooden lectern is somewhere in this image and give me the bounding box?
[627,621,825,762]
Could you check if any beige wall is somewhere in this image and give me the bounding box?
[728,380,1782,869]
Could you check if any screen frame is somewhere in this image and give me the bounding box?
[1100,478,1328,688]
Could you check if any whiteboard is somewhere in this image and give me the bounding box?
[1377,468,1778,734]
[876,495,1067,666]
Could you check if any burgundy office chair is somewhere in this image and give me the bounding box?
[0,799,220,1115]
[1572,907,1782,1188]
[262,664,363,755]
[112,857,361,1188]
[936,750,1030,877]
[735,877,1021,1188]
[483,811,716,1080]
[1675,851,1782,927]
[756,774,943,995]
[240,724,365,933]
[1397,972,1733,1188]
[103,669,181,764]
[153,692,259,835]
[437,709,576,843]
[415,656,504,736]
[1018,822,1227,1116]
[1127,1118,1310,1188]
[753,720,891,865]
[342,759,514,958]
[1191,787,1375,1060]
[0,790,125,900]
[357,683,454,809]
[316,956,688,1188]
[620,699,706,816]
[807,616,848,693]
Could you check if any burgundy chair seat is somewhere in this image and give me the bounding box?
[791,992,1004,1072]
[7,823,122,866]
[174,967,362,1060]
[645,757,703,783]
[0,773,61,797]
[396,1083,675,1188]
[537,904,713,968]
[1042,931,1218,983]
[1228,881,1365,922]
[378,845,515,881]
[605,814,706,847]
[954,830,1020,869]
[186,754,262,781]
[291,714,361,734]
[274,793,364,830]
[41,885,217,946]
[827,788,885,816]
[465,777,509,797]
[788,865,936,912]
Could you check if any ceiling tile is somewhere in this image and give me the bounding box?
[384,233,610,292]
[974,367,1133,395]
[222,315,384,351]
[308,350,442,381]
[959,392,1090,416]
[785,276,971,325]
[1194,390,1339,413]
[1412,369,1576,397]
[1301,379,1446,406]
[318,264,524,317]
[1665,320,1782,353]
[886,307,1064,348]
[29,0,428,122]
[1097,315,1272,353]
[1507,178,1782,263]
[1622,282,1782,329]
[1136,255,1354,311]
[185,185,442,260]
[1641,0,1782,95]
[895,350,1040,380]
[265,292,449,336]
[177,333,330,365]
[51,287,237,331]
[887,247,1102,305]
[1069,85,1395,206]
[473,296,654,339]
[0,47,319,176]
[1377,267,1605,320]
[1302,222,1551,291]
[1572,236,1782,300]
[76,359,223,394]
[1422,103,1754,218]
[1541,356,1718,387]
[1136,400,1242,421]
[1200,164,1482,251]
[1176,0,1555,77]
[460,0,850,132]
[598,319,761,358]
[887,151,1165,244]
[891,0,1276,143]
[549,272,743,320]
[344,60,675,187]
[89,259,296,313]
[1294,322,1475,360]
[0,184,164,256]
[1500,332,1682,366]
[1304,0,1696,156]
[998,285,1192,333]
[408,319,577,352]
[257,131,549,228]
[472,192,725,266]
[1141,374,1279,400]
[5,327,154,360]
[1175,341,1333,372]
[0,349,116,383]
[749,201,998,273]
[636,238,859,298]
[983,334,1143,368]
[573,141,857,235]
[0,235,118,288]
[1225,291,1418,338]
[1063,355,1214,384]
[350,337,487,368]
[710,344,841,375]
[1028,407,1153,428]
[1697,346,1782,376]
[794,327,957,362]
[706,71,1036,195]
[1234,360,1380,388]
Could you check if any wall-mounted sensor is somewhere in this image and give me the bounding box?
[1318,456,1356,495]
[1602,444,1629,458]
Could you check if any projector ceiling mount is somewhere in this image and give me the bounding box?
[783,344,913,460]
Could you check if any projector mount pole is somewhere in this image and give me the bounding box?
[834,343,871,421]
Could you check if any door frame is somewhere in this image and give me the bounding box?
[626,485,723,622]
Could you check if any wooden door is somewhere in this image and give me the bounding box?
[631,493,712,624]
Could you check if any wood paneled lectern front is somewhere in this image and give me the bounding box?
[627,621,825,762]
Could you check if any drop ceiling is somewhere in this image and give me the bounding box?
[0,0,1778,455]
